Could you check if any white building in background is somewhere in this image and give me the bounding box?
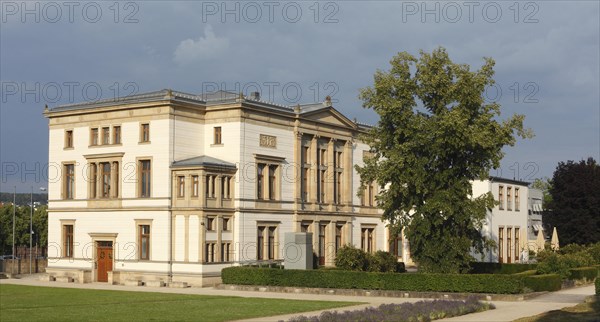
[44,89,533,286]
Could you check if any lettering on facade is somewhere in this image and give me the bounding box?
[260,134,277,148]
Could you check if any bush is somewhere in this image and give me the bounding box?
[221,267,527,294]
[522,274,562,292]
[568,267,599,281]
[368,251,398,273]
[596,278,600,295]
[334,245,369,271]
[469,262,538,274]
[537,251,594,279]
[559,244,587,255]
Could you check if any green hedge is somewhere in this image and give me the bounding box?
[596,278,600,295]
[522,274,562,292]
[568,267,599,281]
[512,270,538,276]
[222,267,526,294]
[469,262,538,274]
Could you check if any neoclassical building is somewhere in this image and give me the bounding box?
[44,89,403,286]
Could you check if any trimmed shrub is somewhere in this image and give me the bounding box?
[569,267,599,281]
[469,262,538,275]
[334,245,369,271]
[522,274,562,292]
[221,267,526,294]
[537,251,594,279]
[368,251,398,273]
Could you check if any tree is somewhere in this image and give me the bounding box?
[545,158,600,246]
[357,47,531,273]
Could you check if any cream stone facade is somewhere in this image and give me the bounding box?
[44,90,392,286]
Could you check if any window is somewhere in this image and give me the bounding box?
[317,148,327,203]
[102,127,110,145]
[257,226,265,260]
[335,172,342,204]
[139,160,151,197]
[113,126,121,144]
[205,175,216,198]
[192,175,199,197]
[139,225,150,260]
[257,164,265,199]
[268,165,277,200]
[63,225,74,258]
[335,224,343,254]
[101,162,111,198]
[498,186,504,210]
[301,168,308,202]
[507,187,512,210]
[221,242,231,262]
[300,222,310,233]
[514,227,520,262]
[368,183,374,207]
[318,169,326,203]
[507,227,512,263]
[89,163,97,198]
[318,224,326,265]
[221,176,231,199]
[90,128,99,146]
[65,130,73,148]
[177,176,185,197]
[64,164,75,199]
[361,227,374,253]
[390,232,403,258]
[515,188,520,211]
[206,217,215,231]
[140,123,150,142]
[268,227,276,260]
[205,242,216,263]
[222,217,231,231]
[257,225,277,260]
[214,126,222,144]
[498,227,504,263]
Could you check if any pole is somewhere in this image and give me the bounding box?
[30,186,33,274]
[12,186,16,275]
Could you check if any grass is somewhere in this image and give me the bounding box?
[514,297,600,322]
[0,284,360,321]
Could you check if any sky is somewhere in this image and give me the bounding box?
[1,1,599,192]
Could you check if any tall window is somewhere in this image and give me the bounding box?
[101,162,111,198]
[206,217,215,231]
[317,148,326,203]
[507,187,512,210]
[318,224,326,265]
[301,146,309,201]
[257,164,265,199]
[214,126,222,144]
[192,175,199,197]
[498,227,504,263]
[498,186,504,210]
[368,183,374,207]
[222,217,231,231]
[361,227,374,253]
[515,188,520,211]
[140,123,150,142]
[89,163,97,198]
[318,169,326,203]
[221,176,231,199]
[64,164,75,199]
[177,176,185,197]
[334,151,343,204]
[268,227,276,260]
[205,175,215,198]
[139,225,150,260]
[205,242,216,263]
[268,165,277,200]
[65,130,73,148]
[514,227,520,262]
[257,226,265,260]
[335,224,343,254]
[139,160,151,197]
[63,225,73,258]
[90,128,99,146]
[221,242,231,262]
[507,227,512,263]
[390,233,403,258]
[113,126,121,144]
[102,127,110,145]
[113,162,119,197]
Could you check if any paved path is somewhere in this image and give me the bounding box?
[0,276,595,322]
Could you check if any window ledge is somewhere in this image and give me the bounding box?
[210,144,224,147]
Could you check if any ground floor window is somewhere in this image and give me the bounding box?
[361,227,375,253]
[389,232,403,258]
[205,242,216,263]
[63,225,73,258]
[139,225,150,260]
[257,224,278,260]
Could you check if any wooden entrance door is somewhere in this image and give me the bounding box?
[96,241,113,282]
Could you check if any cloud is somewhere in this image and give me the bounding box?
[173,25,229,65]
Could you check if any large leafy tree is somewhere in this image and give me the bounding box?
[357,48,531,273]
[546,158,600,246]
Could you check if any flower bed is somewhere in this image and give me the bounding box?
[287,297,494,322]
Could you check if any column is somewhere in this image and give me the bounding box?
[293,131,302,206]
[327,138,335,206]
[310,136,318,204]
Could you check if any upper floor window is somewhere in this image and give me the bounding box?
[139,160,151,197]
[222,217,231,231]
[221,176,231,199]
[65,130,73,148]
[257,164,265,199]
[268,165,277,200]
[100,162,111,198]
[507,187,513,211]
[64,163,75,199]
[192,175,199,197]
[498,185,504,210]
[205,175,216,198]
[214,126,222,144]
[361,227,374,253]
[102,127,110,145]
[206,217,215,231]
[140,123,150,143]
[177,176,185,197]
[515,188,520,211]
[113,126,121,144]
[90,128,99,146]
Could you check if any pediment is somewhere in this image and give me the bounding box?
[301,107,356,129]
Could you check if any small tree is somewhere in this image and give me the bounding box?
[357,47,531,273]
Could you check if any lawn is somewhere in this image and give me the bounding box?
[0,284,360,321]
[514,297,600,322]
